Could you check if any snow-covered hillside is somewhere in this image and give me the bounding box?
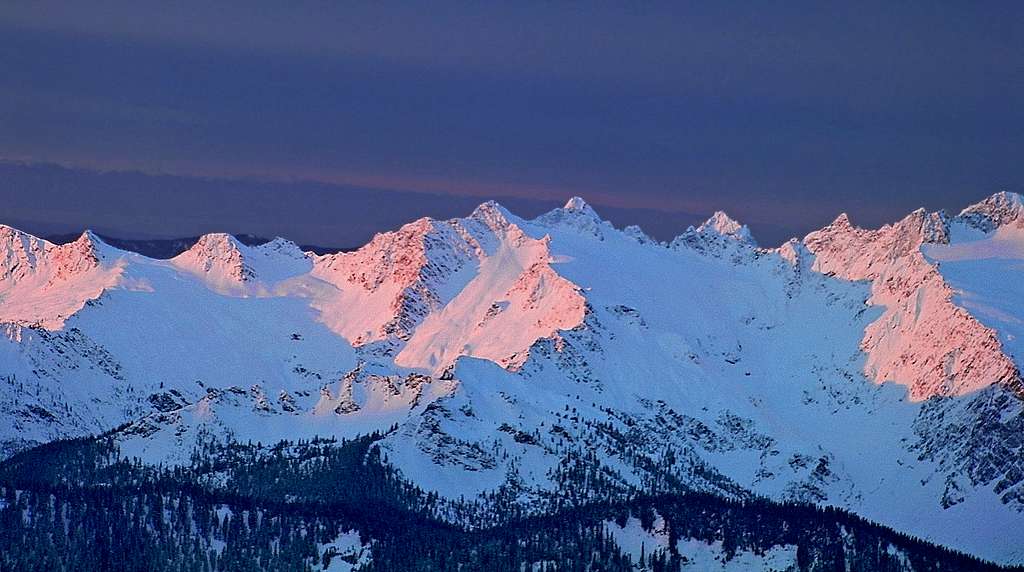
[0,193,1021,564]
[0,228,122,329]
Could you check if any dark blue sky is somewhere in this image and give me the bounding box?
[2,2,1022,246]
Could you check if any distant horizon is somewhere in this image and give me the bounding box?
[1,160,1012,251]
[0,158,1007,252]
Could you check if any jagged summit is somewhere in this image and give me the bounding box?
[313,202,584,366]
[563,196,599,216]
[0,226,110,287]
[195,232,245,250]
[74,229,113,257]
[80,229,103,243]
[173,232,254,283]
[908,208,951,245]
[828,212,854,230]
[812,207,951,246]
[533,196,608,238]
[536,196,604,220]
[961,190,1023,214]
[564,196,587,209]
[670,210,756,257]
[0,225,47,282]
[0,225,52,255]
[469,200,516,231]
[958,191,1024,232]
[697,211,754,242]
[50,230,109,277]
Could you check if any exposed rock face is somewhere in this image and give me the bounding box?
[805,207,1019,399]
[0,225,49,286]
[312,217,481,344]
[312,206,586,372]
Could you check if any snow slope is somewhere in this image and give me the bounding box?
[1,194,1022,563]
[923,218,1024,369]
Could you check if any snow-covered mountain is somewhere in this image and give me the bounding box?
[1,193,1022,564]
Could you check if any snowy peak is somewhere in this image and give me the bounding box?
[469,201,517,233]
[51,230,107,277]
[888,208,951,249]
[78,229,105,248]
[312,205,588,369]
[563,196,599,217]
[670,210,756,258]
[171,233,311,291]
[533,197,608,238]
[184,232,246,259]
[698,211,753,242]
[314,217,444,293]
[957,191,1024,232]
[828,212,853,231]
[245,237,312,282]
[0,227,108,288]
[0,225,49,285]
[312,216,482,344]
[394,221,588,373]
[173,233,256,285]
[0,227,122,329]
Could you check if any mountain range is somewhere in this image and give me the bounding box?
[1,192,1023,570]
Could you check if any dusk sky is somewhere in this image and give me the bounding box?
[2,2,1022,247]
